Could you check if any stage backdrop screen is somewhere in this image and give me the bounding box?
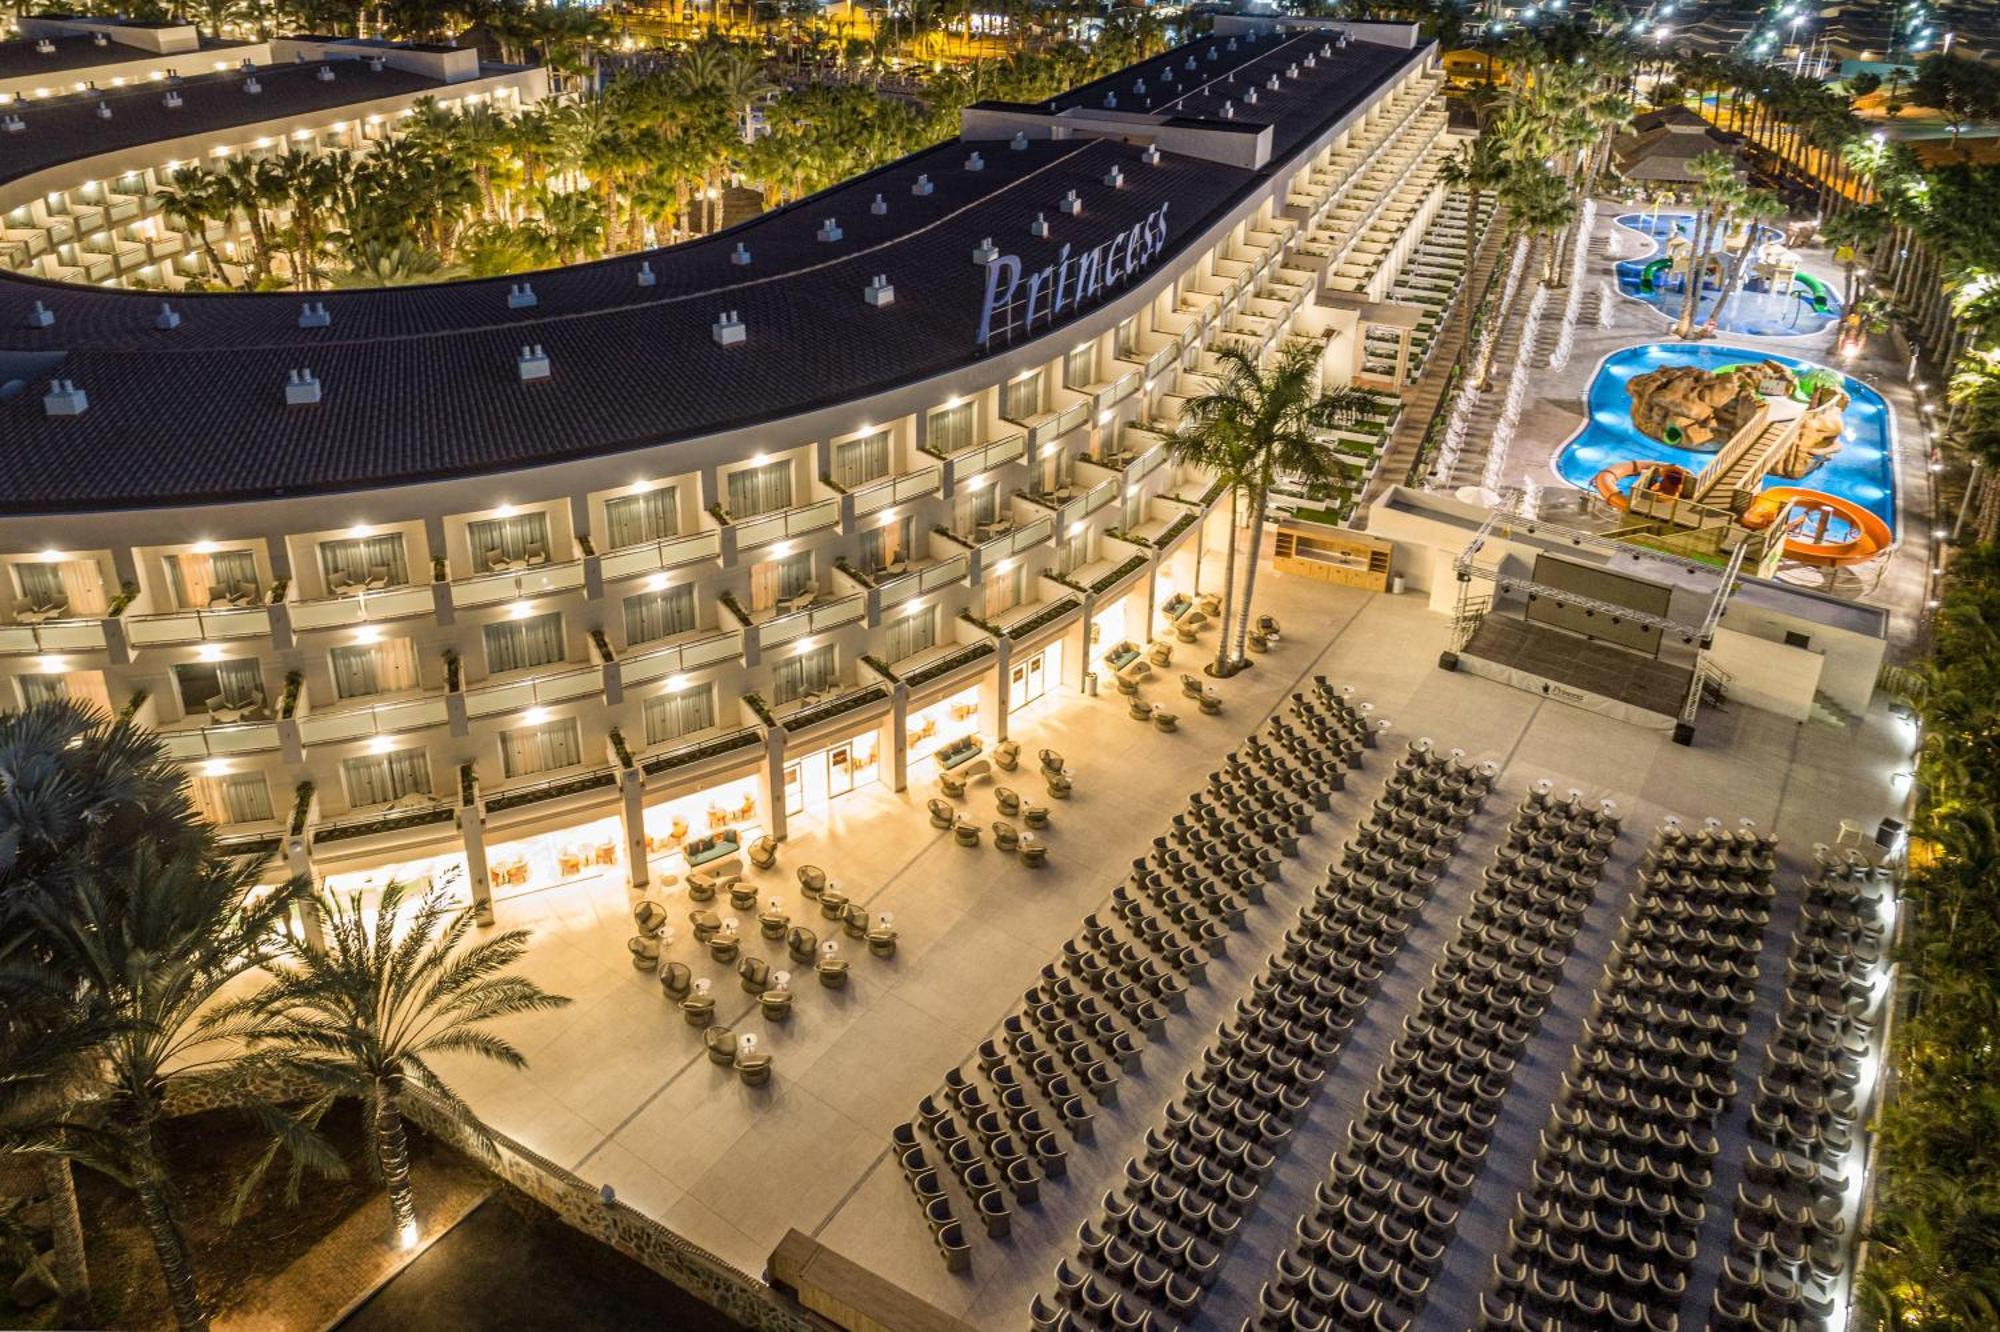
[1525,554,1673,657]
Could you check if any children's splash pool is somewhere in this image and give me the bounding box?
[1614,212,1841,338]
[1554,343,1896,538]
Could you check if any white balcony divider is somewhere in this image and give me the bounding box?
[618,628,746,686]
[450,558,587,610]
[298,694,451,745]
[289,583,435,631]
[598,529,724,583]
[731,497,840,550]
[125,604,271,646]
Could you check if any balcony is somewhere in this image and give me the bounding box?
[598,529,723,583]
[618,627,746,687]
[888,639,994,691]
[312,797,457,847]
[871,553,969,605]
[288,582,437,632]
[928,431,1026,491]
[295,690,452,746]
[449,556,587,610]
[990,594,1083,642]
[0,616,109,654]
[847,465,942,518]
[483,765,621,816]
[460,661,605,719]
[769,681,890,733]
[727,497,840,551]
[754,590,866,650]
[157,717,282,761]
[124,603,271,647]
[1093,369,1142,415]
[639,725,764,778]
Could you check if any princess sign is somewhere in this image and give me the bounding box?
[976,202,1172,348]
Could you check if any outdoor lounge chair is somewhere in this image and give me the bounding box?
[954,818,981,847]
[1039,748,1065,777]
[817,944,849,987]
[1153,710,1178,733]
[759,980,793,1021]
[993,739,1021,771]
[797,863,827,895]
[658,961,692,999]
[1046,772,1072,799]
[735,1044,772,1086]
[632,900,669,935]
[787,926,819,963]
[867,917,898,957]
[819,888,849,919]
[1023,805,1050,830]
[727,882,758,911]
[928,797,957,828]
[758,903,790,938]
[626,934,659,970]
[680,981,716,1026]
[1020,839,1048,867]
[995,786,1021,817]
[738,955,770,994]
[703,1025,738,1065]
[748,834,778,869]
[993,822,1021,853]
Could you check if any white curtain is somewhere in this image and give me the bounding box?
[726,461,793,518]
[483,612,564,674]
[318,534,410,589]
[167,550,257,609]
[834,432,891,489]
[644,685,716,745]
[1066,343,1098,389]
[623,584,697,645]
[884,608,936,662]
[772,645,837,704]
[501,718,582,778]
[341,751,432,806]
[199,773,273,824]
[329,638,419,699]
[467,513,550,567]
[604,490,679,549]
[861,517,913,573]
[928,403,975,453]
[1001,371,1043,421]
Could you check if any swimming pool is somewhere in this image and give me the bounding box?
[1553,343,1897,537]
[1614,212,1841,339]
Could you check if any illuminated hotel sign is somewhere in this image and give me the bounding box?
[976,201,1172,348]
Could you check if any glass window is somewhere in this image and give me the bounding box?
[833,431,891,489]
[1001,371,1043,421]
[643,684,716,746]
[1057,529,1091,576]
[725,461,794,518]
[166,548,258,609]
[771,644,838,704]
[1065,343,1098,389]
[172,659,265,715]
[499,717,583,778]
[317,534,409,591]
[1115,317,1139,359]
[199,772,273,824]
[984,564,1027,618]
[466,513,551,570]
[482,612,564,675]
[750,551,815,613]
[884,607,936,662]
[604,489,679,549]
[340,750,433,807]
[860,516,914,573]
[965,485,999,530]
[17,674,65,708]
[928,402,975,453]
[328,638,419,700]
[622,583,697,645]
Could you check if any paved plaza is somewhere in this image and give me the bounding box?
[434,558,1913,1329]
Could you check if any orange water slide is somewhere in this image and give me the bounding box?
[1739,487,1893,566]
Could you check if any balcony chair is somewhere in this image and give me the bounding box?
[484,547,511,573]
[365,564,391,590]
[327,570,358,596]
[523,542,548,567]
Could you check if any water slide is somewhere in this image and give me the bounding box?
[1792,272,1836,314]
[1638,258,1672,294]
[1738,487,1892,566]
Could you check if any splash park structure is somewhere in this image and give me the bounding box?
[1557,345,1896,569]
[1614,212,1841,338]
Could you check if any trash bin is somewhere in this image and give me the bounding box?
[1390,573,1406,595]
[1084,671,1099,697]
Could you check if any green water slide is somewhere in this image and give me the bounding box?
[1793,271,1835,314]
[1638,258,1672,294]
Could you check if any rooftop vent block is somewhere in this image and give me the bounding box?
[1320,42,1332,56]
[298,301,330,328]
[636,260,655,287]
[864,275,894,307]
[1286,63,1299,78]
[162,91,182,108]
[971,237,999,265]
[155,302,181,330]
[42,379,85,417]
[1103,166,1124,188]
[1221,101,1236,119]
[95,101,111,119]
[34,38,56,53]
[26,301,53,328]
[317,65,335,81]
[1187,55,1197,68]
[1267,74,1281,91]
[912,173,934,197]
[1243,89,1259,105]
[1304,54,1316,69]
[869,193,888,216]
[1140,145,1162,166]
[517,344,551,381]
[1010,132,1028,150]
[712,311,745,347]
[1161,67,1174,82]
[507,282,537,309]
[817,218,843,242]
[1134,78,1147,94]
[1029,212,1050,239]
[1058,190,1082,216]
[1,116,25,132]
[368,56,387,71]
[730,242,751,266]
[1104,92,1117,108]
[1226,38,1237,51]
[91,31,108,45]
[1335,31,1349,48]
[964,151,984,171]
[285,369,321,406]
[244,77,262,94]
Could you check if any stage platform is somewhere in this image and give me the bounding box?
[1454,614,1695,732]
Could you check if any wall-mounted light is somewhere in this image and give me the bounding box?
[522,706,549,725]
[197,643,224,662]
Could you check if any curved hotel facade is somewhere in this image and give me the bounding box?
[0,16,1451,924]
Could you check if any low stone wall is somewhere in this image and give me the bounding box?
[159,1072,817,1332]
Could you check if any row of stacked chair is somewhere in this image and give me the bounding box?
[1480,816,1780,1332]
[1034,693,1493,1332]
[1707,845,1889,1332]
[1250,777,1620,1332]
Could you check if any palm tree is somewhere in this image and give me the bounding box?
[227,883,569,1244]
[1674,150,1745,337]
[1158,337,1372,675]
[1698,187,1785,337]
[156,166,234,288]
[8,848,337,1332]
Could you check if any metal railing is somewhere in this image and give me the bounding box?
[598,529,724,583]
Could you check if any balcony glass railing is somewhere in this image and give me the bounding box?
[297,692,451,745]
[450,557,586,610]
[158,719,281,760]
[125,603,271,647]
[0,617,108,654]
[944,432,1026,481]
[462,662,603,719]
[599,529,723,583]
[288,583,436,631]
[872,554,969,604]
[618,628,746,686]
[849,465,942,517]
[730,497,840,550]
[757,591,866,649]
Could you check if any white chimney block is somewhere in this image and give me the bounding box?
[730,242,751,266]
[1011,132,1028,150]
[95,101,111,120]
[1304,54,1316,68]
[1,115,25,132]
[1320,42,1333,56]
[298,301,330,328]
[912,174,934,196]
[368,56,386,71]
[244,77,261,94]
[964,151,984,171]
[517,344,551,381]
[285,369,321,405]
[1226,38,1237,50]
[1140,145,1162,166]
[317,65,335,81]
[1286,63,1299,78]
[1134,78,1147,94]
[1336,31,1349,47]
[92,31,108,45]
[26,301,53,328]
[864,275,894,307]
[1058,190,1082,216]
[1104,92,1117,108]
[1103,166,1124,188]
[162,91,182,108]
[1186,55,1197,68]
[42,379,86,417]
[816,217,843,242]
[1244,89,1259,105]
[507,282,536,309]
[712,311,745,346]
[1207,47,1218,60]
[155,302,181,330]
[870,193,888,215]
[1162,67,1174,82]
[1222,101,1236,119]
[636,260,655,287]
[34,38,54,53]
[1029,212,1050,239]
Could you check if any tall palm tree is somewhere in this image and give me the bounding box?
[1674,150,1745,337]
[227,883,569,1244]
[1158,337,1372,674]
[1698,187,1785,337]
[155,166,234,288]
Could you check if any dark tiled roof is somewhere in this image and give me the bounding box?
[0,33,254,82]
[1,58,457,187]
[0,33,1424,514]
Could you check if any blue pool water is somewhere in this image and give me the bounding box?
[1554,343,1897,535]
[1614,212,1841,338]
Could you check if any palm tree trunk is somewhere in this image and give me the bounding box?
[1699,237,1754,337]
[375,1080,418,1241]
[132,1155,205,1332]
[1231,485,1269,668]
[1207,489,1240,678]
[39,1155,93,1325]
